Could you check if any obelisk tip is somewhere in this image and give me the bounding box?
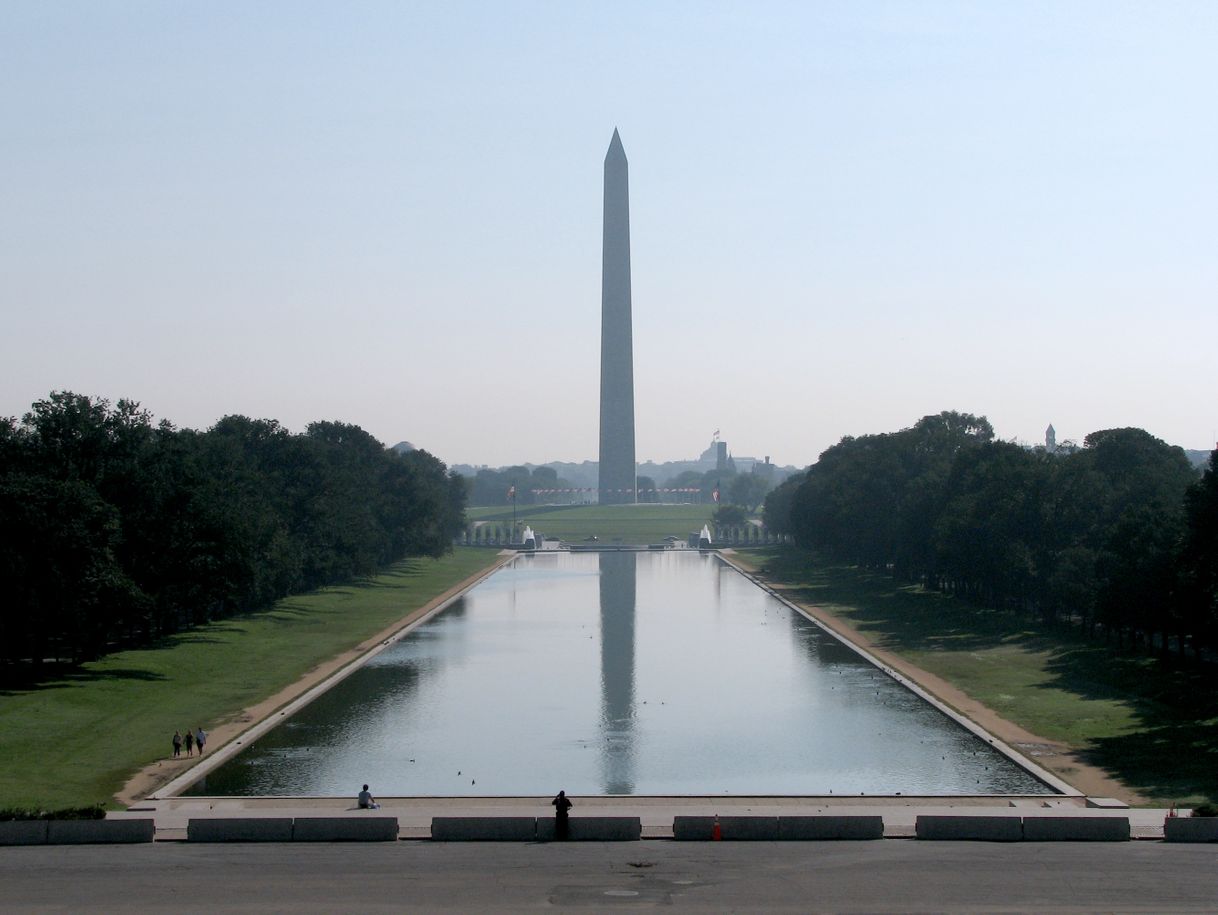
[606,128,626,162]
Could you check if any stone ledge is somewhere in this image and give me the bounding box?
[430,817,537,841]
[187,817,294,842]
[292,817,399,842]
[1164,818,1218,843]
[916,815,1023,841]
[47,819,155,844]
[778,815,884,840]
[535,817,641,841]
[0,821,49,845]
[1022,816,1129,841]
[673,816,779,841]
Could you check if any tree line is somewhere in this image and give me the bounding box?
[461,464,775,508]
[0,392,466,679]
[464,465,573,506]
[764,411,1217,658]
[663,468,772,510]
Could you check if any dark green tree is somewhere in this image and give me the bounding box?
[728,473,770,511]
[712,504,748,527]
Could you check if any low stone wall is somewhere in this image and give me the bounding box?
[778,816,884,840]
[0,821,49,846]
[673,816,779,841]
[187,817,294,842]
[292,817,399,842]
[535,817,641,841]
[1,819,156,846]
[430,817,537,841]
[1022,816,1129,841]
[916,815,1023,841]
[1164,817,1218,843]
[47,819,155,844]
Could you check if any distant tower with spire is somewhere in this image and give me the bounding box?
[1046,424,1057,453]
[598,129,636,504]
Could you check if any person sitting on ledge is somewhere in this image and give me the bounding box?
[358,784,380,809]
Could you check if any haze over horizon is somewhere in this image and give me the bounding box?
[3,2,1215,469]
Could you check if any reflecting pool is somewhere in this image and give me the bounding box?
[186,551,1054,797]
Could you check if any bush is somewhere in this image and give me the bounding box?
[1190,804,1218,818]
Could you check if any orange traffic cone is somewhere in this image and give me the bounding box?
[711,815,722,841]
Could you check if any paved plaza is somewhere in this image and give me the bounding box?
[3,839,1217,912]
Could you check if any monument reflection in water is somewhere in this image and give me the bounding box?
[186,552,1054,797]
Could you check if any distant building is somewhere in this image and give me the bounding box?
[1185,449,1214,470]
[1045,425,1056,453]
[698,439,729,471]
[752,456,775,482]
[452,437,799,502]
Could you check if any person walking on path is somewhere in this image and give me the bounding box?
[552,790,573,840]
[358,785,380,810]
[195,727,207,755]
[184,729,194,757]
[172,731,182,758]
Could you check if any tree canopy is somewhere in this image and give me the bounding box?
[765,411,1212,657]
[0,393,466,680]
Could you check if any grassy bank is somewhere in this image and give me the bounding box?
[466,503,714,543]
[736,547,1218,806]
[0,548,500,809]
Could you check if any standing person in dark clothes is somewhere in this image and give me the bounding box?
[552,790,573,839]
[172,730,182,758]
[184,729,194,756]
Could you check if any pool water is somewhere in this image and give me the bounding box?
[185,551,1054,797]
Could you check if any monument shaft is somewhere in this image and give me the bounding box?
[599,129,636,504]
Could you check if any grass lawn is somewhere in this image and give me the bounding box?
[736,547,1218,806]
[0,548,500,810]
[465,503,715,544]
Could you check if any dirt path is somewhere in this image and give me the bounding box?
[117,554,513,806]
[722,551,1146,805]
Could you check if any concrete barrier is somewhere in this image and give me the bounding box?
[536,817,641,841]
[47,819,155,844]
[292,817,399,842]
[187,818,294,842]
[916,815,1023,841]
[1164,817,1218,843]
[430,817,537,841]
[0,821,49,845]
[1022,816,1129,841]
[778,816,884,840]
[673,816,779,841]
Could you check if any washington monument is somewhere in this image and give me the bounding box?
[598,128,636,505]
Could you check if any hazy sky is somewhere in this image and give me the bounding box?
[3,2,1215,469]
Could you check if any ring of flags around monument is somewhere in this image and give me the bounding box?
[528,487,704,495]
